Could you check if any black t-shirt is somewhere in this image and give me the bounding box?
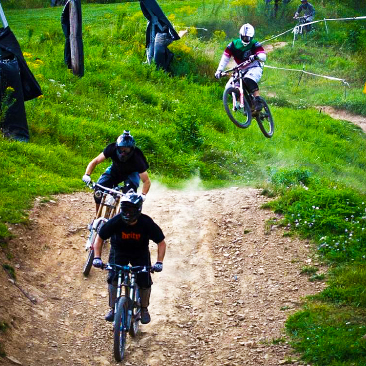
[103,143,149,181]
[99,213,165,261]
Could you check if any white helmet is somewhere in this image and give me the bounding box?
[239,23,255,46]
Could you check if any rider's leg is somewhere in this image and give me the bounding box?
[105,250,128,322]
[106,271,118,322]
[122,172,140,194]
[135,256,153,324]
[140,287,152,324]
[243,66,264,111]
[244,77,262,111]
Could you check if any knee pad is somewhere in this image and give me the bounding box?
[244,78,259,94]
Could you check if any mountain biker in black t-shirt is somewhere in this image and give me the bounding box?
[92,192,166,324]
[82,130,151,213]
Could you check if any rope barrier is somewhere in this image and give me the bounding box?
[264,64,350,98]
[260,15,366,45]
[264,64,349,85]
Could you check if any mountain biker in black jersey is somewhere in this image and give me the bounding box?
[215,23,267,112]
[293,0,315,32]
[92,192,166,324]
[82,130,151,214]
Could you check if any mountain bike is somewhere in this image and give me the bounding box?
[82,182,125,277]
[222,60,274,138]
[103,263,153,362]
[293,16,313,37]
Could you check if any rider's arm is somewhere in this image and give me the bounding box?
[94,234,104,258]
[85,152,106,176]
[139,171,151,195]
[156,239,166,263]
[254,44,267,62]
[216,52,231,73]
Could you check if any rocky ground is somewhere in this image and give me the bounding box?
[0,181,327,366]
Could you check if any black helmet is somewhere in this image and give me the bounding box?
[116,130,135,162]
[120,192,143,224]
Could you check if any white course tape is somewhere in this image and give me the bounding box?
[261,15,366,45]
[264,64,350,86]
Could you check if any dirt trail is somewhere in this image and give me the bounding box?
[318,106,366,133]
[0,181,326,366]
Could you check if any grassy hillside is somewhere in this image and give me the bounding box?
[1,1,366,364]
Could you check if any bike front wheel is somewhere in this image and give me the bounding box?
[114,296,129,362]
[255,97,274,138]
[129,287,141,337]
[82,248,94,277]
[223,87,252,129]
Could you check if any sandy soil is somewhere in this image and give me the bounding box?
[0,180,327,366]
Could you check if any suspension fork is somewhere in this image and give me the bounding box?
[126,273,137,327]
[238,77,245,108]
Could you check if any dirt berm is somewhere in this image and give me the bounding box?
[0,181,326,366]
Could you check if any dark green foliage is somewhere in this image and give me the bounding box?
[267,181,366,263]
[269,167,312,188]
[2,264,16,280]
[286,303,366,365]
[319,264,366,308]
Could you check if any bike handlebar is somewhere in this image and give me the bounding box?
[102,263,154,273]
[222,59,252,76]
[87,181,125,196]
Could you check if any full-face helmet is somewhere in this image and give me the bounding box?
[239,23,255,46]
[120,192,143,224]
[116,130,135,162]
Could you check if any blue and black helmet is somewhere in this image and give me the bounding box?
[116,130,135,162]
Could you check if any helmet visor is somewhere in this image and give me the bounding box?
[120,202,141,223]
[241,35,251,43]
[117,146,131,156]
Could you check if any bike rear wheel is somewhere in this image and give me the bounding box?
[129,287,141,337]
[114,296,129,362]
[223,86,251,129]
[82,248,94,277]
[255,97,274,138]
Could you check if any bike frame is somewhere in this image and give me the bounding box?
[85,183,124,250]
[224,60,254,112]
[112,264,150,330]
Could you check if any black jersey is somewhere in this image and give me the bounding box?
[99,213,165,262]
[103,143,149,181]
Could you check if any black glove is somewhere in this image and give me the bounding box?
[92,257,103,268]
[152,262,163,272]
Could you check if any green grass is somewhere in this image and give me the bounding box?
[1,1,366,364]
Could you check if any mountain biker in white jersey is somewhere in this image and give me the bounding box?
[215,23,267,112]
[294,0,315,32]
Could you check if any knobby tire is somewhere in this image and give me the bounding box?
[255,97,274,138]
[82,220,105,277]
[114,296,129,362]
[82,248,94,277]
[223,86,251,129]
